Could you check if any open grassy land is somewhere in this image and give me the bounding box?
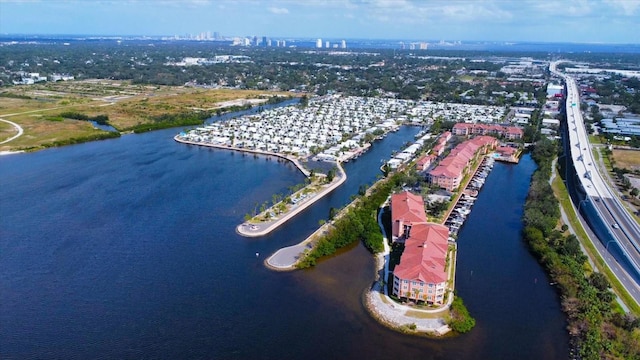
[0,81,297,152]
[0,120,15,136]
[612,149,640,171]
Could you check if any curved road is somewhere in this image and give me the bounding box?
[551,61,640,306]
[0,118,24,144]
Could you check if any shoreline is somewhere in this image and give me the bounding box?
[363,200,454,336]
[174,135,310,177]
[174,135,347,239]
[177,131,457,336]
[235,161,345,238]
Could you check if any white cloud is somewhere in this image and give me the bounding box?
[604,0,640,15]
[268,6,289,14]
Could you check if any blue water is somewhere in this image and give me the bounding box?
[0,123,568,359]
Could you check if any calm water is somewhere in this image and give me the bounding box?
[0,124,568,359]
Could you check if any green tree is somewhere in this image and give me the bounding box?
[449,296,476,333]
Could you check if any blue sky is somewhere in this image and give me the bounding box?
[1,0,639,43]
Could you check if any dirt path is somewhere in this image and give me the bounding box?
[0,118,24,144]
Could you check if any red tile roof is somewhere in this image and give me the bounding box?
[391,191,426,226]
[452,123,523,139]
[497,146,517,155]
[393,223,449,284]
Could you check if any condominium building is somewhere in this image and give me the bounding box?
[391,191,427,242]
[452,123,523,140]
[427,136,497,191]
[392,223,449,305]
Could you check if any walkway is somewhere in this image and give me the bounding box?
[175,135,346,239]
[175,136,310,176]
[238,162,346,238]
[0,118,24,145]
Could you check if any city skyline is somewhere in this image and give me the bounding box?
[0,0,639,44]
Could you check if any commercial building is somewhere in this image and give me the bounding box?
[547,83,564,98]
[600,118,640,136]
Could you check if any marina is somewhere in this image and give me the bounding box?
[445,156,496,236]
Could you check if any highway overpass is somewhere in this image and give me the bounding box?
[550,61,640,304]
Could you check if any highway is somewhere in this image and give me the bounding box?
[550,61,640,304]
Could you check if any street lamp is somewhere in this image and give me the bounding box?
[577,199,588,213]
[606,239,616,251]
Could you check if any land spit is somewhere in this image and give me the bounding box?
[174,135,346,238]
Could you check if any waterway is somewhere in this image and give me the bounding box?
[0,120,568,359]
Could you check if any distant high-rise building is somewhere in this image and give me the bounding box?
[262,36,268,46]
[316,38,322,48]
[419,42,428,50]
[325,41,330,48]
[341,40,346,49]
[281,40,286,47]
[214,32,220,40]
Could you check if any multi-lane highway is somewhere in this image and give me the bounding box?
[550,61,640,304]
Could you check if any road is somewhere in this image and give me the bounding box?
[0,105,93,146]
[550,61,640,305]
[0,118,24,144]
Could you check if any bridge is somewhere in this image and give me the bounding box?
[550,61,640,305]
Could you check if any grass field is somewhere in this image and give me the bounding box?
[0,82,297,151]
[0,120,15,136]
[612,149,640,171]
[404,309,450,319]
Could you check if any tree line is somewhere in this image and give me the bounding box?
[523,137,640,359]
[296,173,403,268]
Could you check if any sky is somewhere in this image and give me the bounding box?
[0,0,639,43]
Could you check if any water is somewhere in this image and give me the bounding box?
[0,123,568,359]
[90,120,118,132]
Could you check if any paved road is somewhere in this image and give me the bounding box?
[553,160,640,307]
[551,61,640,305]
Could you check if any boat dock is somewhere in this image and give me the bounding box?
[443,156,495,236]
